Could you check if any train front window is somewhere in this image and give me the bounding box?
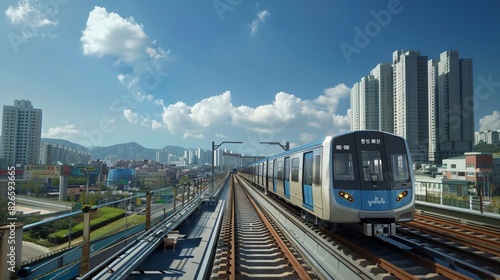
[361,150,383,182]
[390,154,409,181]
[333,153,354,181]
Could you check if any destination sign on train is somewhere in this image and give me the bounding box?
[360,138,381,145]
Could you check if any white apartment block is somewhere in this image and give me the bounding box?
[350,82,360,130]
[370,63,393,133]
[40,143,91,165]
[1,99,42,167]
[156,149,169,164]
[429,50,474,163]
[475,130,500,145]
[359,75,379,130]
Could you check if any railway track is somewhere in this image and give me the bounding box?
[394,213,500,279]
[410,213,500,256]
[230,175,500,279]
[210,175,316,279]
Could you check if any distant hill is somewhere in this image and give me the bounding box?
[41,138,89,152]
[89,142,157,161]
[41,139,189,161]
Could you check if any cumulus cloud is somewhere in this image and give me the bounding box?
[80,6,149,63]
[479,111,500,131]
[299,132,316,143]
[249,10,270,35]
[151,84,351,143]
[153,91,233,137]
[5,0,58,27]
[81,6,170,97]
[123,109,139,123]
[42,124,82,140]
[314,84,350,113]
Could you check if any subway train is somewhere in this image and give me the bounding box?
[238,130,415,236]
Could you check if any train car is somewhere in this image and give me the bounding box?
[238,130,415,236]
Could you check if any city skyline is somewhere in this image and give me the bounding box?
[1,1,500,156]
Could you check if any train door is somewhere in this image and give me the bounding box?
[284,157,290,198]
[267,160,273,192]
[273,159,278,193]
[302,152,314,209]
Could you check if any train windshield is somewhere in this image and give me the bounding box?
[332,131,411,190]
[390,154,409,181]
[333,153,354,181]
[361,150,383,182]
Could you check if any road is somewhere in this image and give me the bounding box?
[16,196,70,214]
[22,241,51,263]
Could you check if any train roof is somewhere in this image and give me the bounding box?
[239,130,406,168]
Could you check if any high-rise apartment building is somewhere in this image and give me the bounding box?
[350,82,360,131]
[428,59,439,162]
[40,143,91,165]
[1,99,42,167]
[156,149,169,164]
[358,75,379,130]
[370,63,393,133]
[428,50,473,163]
[393,50,429,164]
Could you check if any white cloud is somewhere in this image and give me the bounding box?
[154,91,233,133]
[299,132,316,143]
[123,109,138,123]
[5,0,58,27]
[42,124,82,139]
[81,6,148,63]
[151,84,351,144]
[183,132,205,139]
[479,111,500,131]
[82,6,170,106]
[146,47,169,59]
[249,10,270,35]
[314,84,350,113]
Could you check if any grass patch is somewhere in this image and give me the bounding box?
[48,207,124,243]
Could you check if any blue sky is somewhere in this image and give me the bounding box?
[1,0,500,156]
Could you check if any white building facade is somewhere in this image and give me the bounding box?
[359,75,379,130]
[0,99,42,167]
[350,82,360,131]
[370,63,393,133]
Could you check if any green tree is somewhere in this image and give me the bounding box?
[68,177,87,185]
[68,192,76,202]
[88,192,97,205]
[79,190,87,204]
[179,175,190,185]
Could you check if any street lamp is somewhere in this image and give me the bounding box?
[212,141,243,192]
[260,141,289,151]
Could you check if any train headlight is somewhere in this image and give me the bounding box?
[396,190,408,201]
[338,191,354,202]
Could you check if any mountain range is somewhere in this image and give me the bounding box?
[41,138,187,161]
